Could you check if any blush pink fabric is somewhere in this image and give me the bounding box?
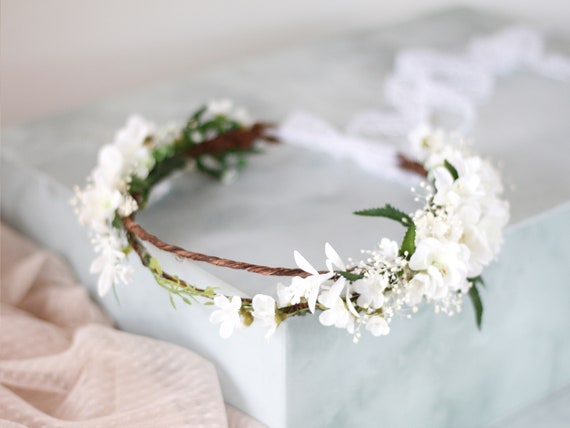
[0,224,264,427]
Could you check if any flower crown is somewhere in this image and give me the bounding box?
[72,100,509,341]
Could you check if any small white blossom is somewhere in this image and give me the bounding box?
[276,278,308,307]
[95,145,124,188]
[206,99,234,117]
[409,237,470,298]
[378,238,400,260]
[210,295,242,338]
[118,193,139,217]
[252,294,277,339]
[75,185,123,231]
[353,274,388,309]
[409,124,445,162]
[414,210,462,243]
[89,232,133,297]
[325,242,345,272]
[461,224,492,277]
[405,273,430,306]
[206,99,254,127]
[292,251,334,313]
[91,258,133,297]
[318,278,354,331]
[365,316,390,336]
[432,166,484,208]
[114,115,156,179]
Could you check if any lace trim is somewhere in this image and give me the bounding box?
[278,26,570,183]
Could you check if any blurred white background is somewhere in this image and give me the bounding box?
[1,0,569,126]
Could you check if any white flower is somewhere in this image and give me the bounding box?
[210,295,242,338]
[432,166,484,208]
[318,277,345,308]
[115,115,154,147]
[378,238,400,260]
[353,274,388,309]
[319,299,354,332]
[76,185,123,232]
[114,115,156,179]
[95,145,124,188]
[405,272,430,306]
[206,99,254,127]
[365,316,390,336]
[325,242,345,272]
[318,278,354,331]
[91,258,133,297]
[89,232,132,297]
[409,237,470,298]
[409,124,446,162]
[207,99,234,117]
[285,250,333,313]
[276,278,308,307]
[461,223,492,277]
[118,193,139,217]
[252,295,277,339]
[414,210,462,243]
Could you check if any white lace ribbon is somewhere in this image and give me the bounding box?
[277,111,416,185]
[348,26,570,137]
[278,26,570,184]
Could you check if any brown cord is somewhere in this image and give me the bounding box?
[397,153,428,177]
[123,216,314,277]
[185,123,278,158]
[125,125,426,278]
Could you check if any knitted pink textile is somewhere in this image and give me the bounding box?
[0,224,263,428]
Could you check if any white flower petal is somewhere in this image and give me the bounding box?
[366,316,390,337]
[293,251,319,276]
[219,320,236,338]
[209,310,226,325]
[213,295,230,309]
[345,287,359,318]
[325,242,345,271]
[307,283,320,313]
[319,309,338,326]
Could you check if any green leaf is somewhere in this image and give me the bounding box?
[399,224,416,258]
[468,276,485,288]
[338,271,365,282]
[468,283,484,330]
[169,293,177,310]
[190,105,207,122]
[202,286,216,298]
[111,214,123,230]
[444,159,459,181]
[195,157,224,180]
[354,204,412,227]
[149,258,162,276]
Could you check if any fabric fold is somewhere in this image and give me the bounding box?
[0,223,263,427]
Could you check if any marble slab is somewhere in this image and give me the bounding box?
[2,7,570,428]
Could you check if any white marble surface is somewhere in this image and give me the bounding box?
[487,385,570,428]
[2,8,570,428]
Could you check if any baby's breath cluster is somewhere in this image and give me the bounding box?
[73,102,509,342]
